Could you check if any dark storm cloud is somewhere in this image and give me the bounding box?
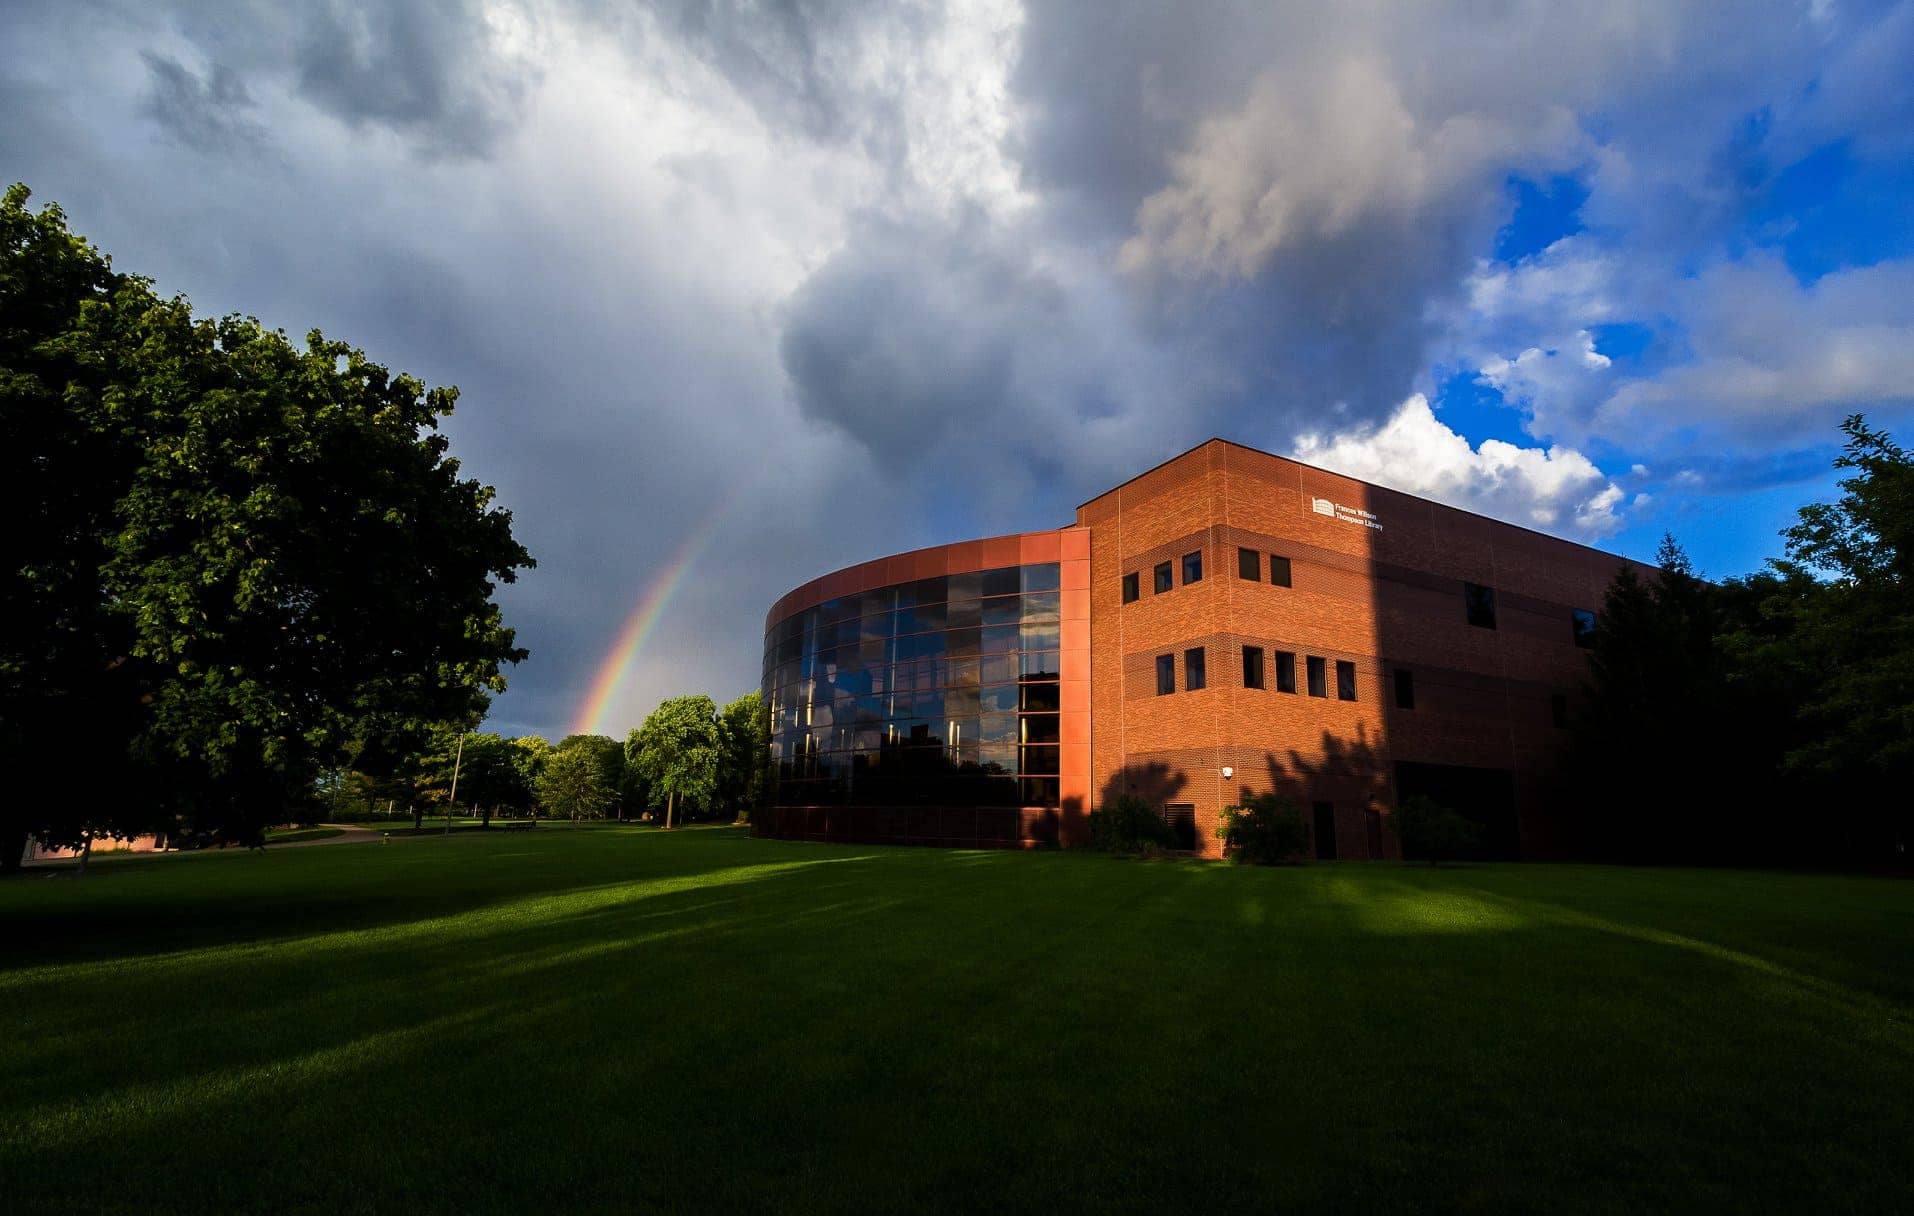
[780,212,1063,463]
[1009,0,1281,231]
[139,52,271,156]
[289,0,534,159]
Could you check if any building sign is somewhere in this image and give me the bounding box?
[1310,496,1381,531]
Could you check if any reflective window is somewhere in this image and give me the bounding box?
[1153,561,1172,594]
[763,562,1064,811]
[1122,572,1139,603]
[1307,655,1327,698]
[1572,608,1597,649]
[1238,547,1260,580]
[1021,564,1061,593]
[1185,646,1207,691]
[1182,550,1203,584]
[1276,650,1297,694]
[1336,660,1357,701]
[1156,654,1175,695]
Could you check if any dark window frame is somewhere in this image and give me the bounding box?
[1184,646,1207,691]
[1336,659,1357,702]
[1464,581,1498,629]
[1238,547,1261,580]
[1306,655,1327,698]
[1394,668,1415,710]
[1275,650,1297,694]
[1269,555,1292,587]
[1242,645,1265,690]
[1155,653,1175,696]
[1153,561,1173,595]
[1122,571,1140,604]
[1182,549,1203,585]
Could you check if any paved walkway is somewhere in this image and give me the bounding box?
[276,824,384,847]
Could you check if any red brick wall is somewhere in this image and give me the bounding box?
[1078,440,1643,859]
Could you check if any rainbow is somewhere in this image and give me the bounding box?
[570,503,733,737]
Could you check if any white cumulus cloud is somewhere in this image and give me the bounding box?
[1293,394,1629,538]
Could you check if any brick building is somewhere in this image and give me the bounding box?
[759,439,1644,859]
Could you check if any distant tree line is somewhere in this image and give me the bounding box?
[315,691,772,830]
[1566,416,1911,867]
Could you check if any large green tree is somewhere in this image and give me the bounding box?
[536,742,614,826]
[1755,416,1913,855]
[555,734,627,819]
[1565,536,1798,862]
[714,690,772,823]
[509,735,553,817]
[1,184,532,868]
[628,696,720,829]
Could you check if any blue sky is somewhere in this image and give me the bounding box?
[4,1,1912,735]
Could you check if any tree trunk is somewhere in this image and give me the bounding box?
[0,825,26,875]
[77,831,92,878]
[666,790,676,831]
[412,804,423,831]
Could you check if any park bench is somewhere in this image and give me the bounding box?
[503,820,537,832]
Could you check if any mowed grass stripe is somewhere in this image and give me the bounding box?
[2,827,1910,1214]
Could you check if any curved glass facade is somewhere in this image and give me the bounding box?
[762,563,1063,812]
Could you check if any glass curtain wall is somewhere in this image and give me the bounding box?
[761,564,1063,809]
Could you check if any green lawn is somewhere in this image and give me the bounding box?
[4,828,1911,1214]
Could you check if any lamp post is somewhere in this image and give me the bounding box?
[445,732,467,836]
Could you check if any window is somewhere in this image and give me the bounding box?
[1162,804,1197,851]
[1275,650,1297,694]
[1238,547,1261,580]
[1306,655,1327,698]
[1182,549,1203,584]
[1394,668,1415,710]
[1242,645,1265,689]
[1269,555,1292,587]
[1552,692,1569,728]
[1153,561,1173,594]
[1336,660,1357,701]
[1122,571,1139,604]
[1184,646,1207,691]
[1155,653,1175,696]
[1464,581,1497,629]
[1572,608,1597,649]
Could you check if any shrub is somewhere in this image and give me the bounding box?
[1395,795,1483,865]
[1217,793,1309,864]
[1087,794,1178,855]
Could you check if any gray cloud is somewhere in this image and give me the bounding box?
[289,0,535,158]
[140,52,271,156]
[781,210,1059,463]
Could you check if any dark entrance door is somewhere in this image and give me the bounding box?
[1313,801,1337,860]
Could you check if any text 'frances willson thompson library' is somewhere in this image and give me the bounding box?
[758,438,1641,859]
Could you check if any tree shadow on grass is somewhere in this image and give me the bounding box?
[8,842,1914,1215]
[0,826,807,974]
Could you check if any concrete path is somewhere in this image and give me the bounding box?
[273,824,384,848]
